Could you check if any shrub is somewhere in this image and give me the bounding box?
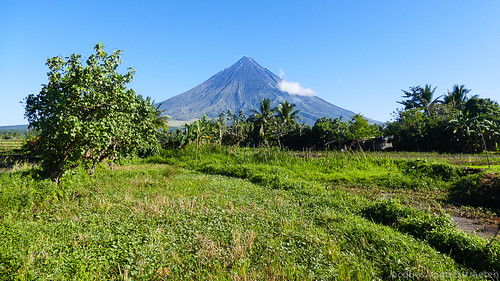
[361,199,415,226]
[397,159,465,180]
[449,173,500,211]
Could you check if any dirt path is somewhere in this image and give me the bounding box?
[451,215,500,240]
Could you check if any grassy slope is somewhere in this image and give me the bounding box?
[0,146,498,280]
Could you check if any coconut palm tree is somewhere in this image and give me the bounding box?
[398,84,441,115]
[444,84,472,112]
[277,100,302,128]
[153,105,171,131]
[419,84,442,114]
[248,98,277,144]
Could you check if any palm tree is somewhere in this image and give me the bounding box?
[153,104,171,131]
[419,84,442,114]
[274,100,302,147]
[277,100,302,128]
[398,84,441,114]
[248,98,277,143]
[444,84,471,112]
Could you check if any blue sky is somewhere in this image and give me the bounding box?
[1,0,499,125]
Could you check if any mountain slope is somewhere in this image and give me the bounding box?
[158,57,370,125]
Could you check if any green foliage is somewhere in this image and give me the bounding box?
[397,159,465,180]
[312,117,350,149]
[24,43,158,182]
[388,83,500,153]
[159,99,385,151]
[362,199,500,273]
[397,84,441,114]
[0,130,28,140]
[361,199,416,226]
[445,84,472,112]
[449,173,500,211]
[348,114,380,143]
[311,115,380,150]
[248,98,278,146]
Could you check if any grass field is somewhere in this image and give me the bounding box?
[1,146,499,280]
[0,139,23,152]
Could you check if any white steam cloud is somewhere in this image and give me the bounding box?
[278,80,316,96]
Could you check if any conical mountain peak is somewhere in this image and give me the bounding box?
[239,56,253,62]
[238,56,258,63]
[157,57,363,125]
[228,56,269,74]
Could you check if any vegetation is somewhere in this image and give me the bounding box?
[3,43,500,279]
[158,83,499,156]
[24,43,158,183]
[1,146,499,279]
[387,84,500,153]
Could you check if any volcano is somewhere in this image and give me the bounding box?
[157,56,370,125]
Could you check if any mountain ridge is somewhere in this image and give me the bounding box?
[158,57,377,125]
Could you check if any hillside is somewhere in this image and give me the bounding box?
[158,57,376,125]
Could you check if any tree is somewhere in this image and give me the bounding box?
[444,84,471,112]
[312,117,350,149]
[25,43,158,183]
[385,109,428,151]
[248,98,277,146]
[275,101,302,147]
[152,102,171,131]
[465,96,500,123]
[348,114,379,142]
[419,84,442,114]
[224,110,251,146]
[398,84,441,115]
[277,101,302,128]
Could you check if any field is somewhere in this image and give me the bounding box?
[0,139,23,152]
[1,145,499,280]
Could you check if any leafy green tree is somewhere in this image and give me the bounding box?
[25,43,158,182]
[281,122,313,150]
[152,102,171,131]
[224,110,251,146]
[385,109,428,151]
[348,114,379,143]
[465,96,500,123]
[312,117,350,149]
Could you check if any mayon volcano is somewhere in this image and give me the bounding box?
[158,57,369,125]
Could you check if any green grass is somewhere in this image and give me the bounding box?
[0,139,23,152]
[1,146,499,279]
[467,165,500,173]
[155,145,466,192]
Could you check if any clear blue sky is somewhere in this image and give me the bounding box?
[1,0,499,125]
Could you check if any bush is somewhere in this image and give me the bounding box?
[397,159,465,180]
[426,228,500,272]
[361,199,415,226]
[449,173,500,211]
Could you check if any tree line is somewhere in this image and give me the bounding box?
[160,84,500,154]
[386,84,500,153]
[159,99,382,151]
